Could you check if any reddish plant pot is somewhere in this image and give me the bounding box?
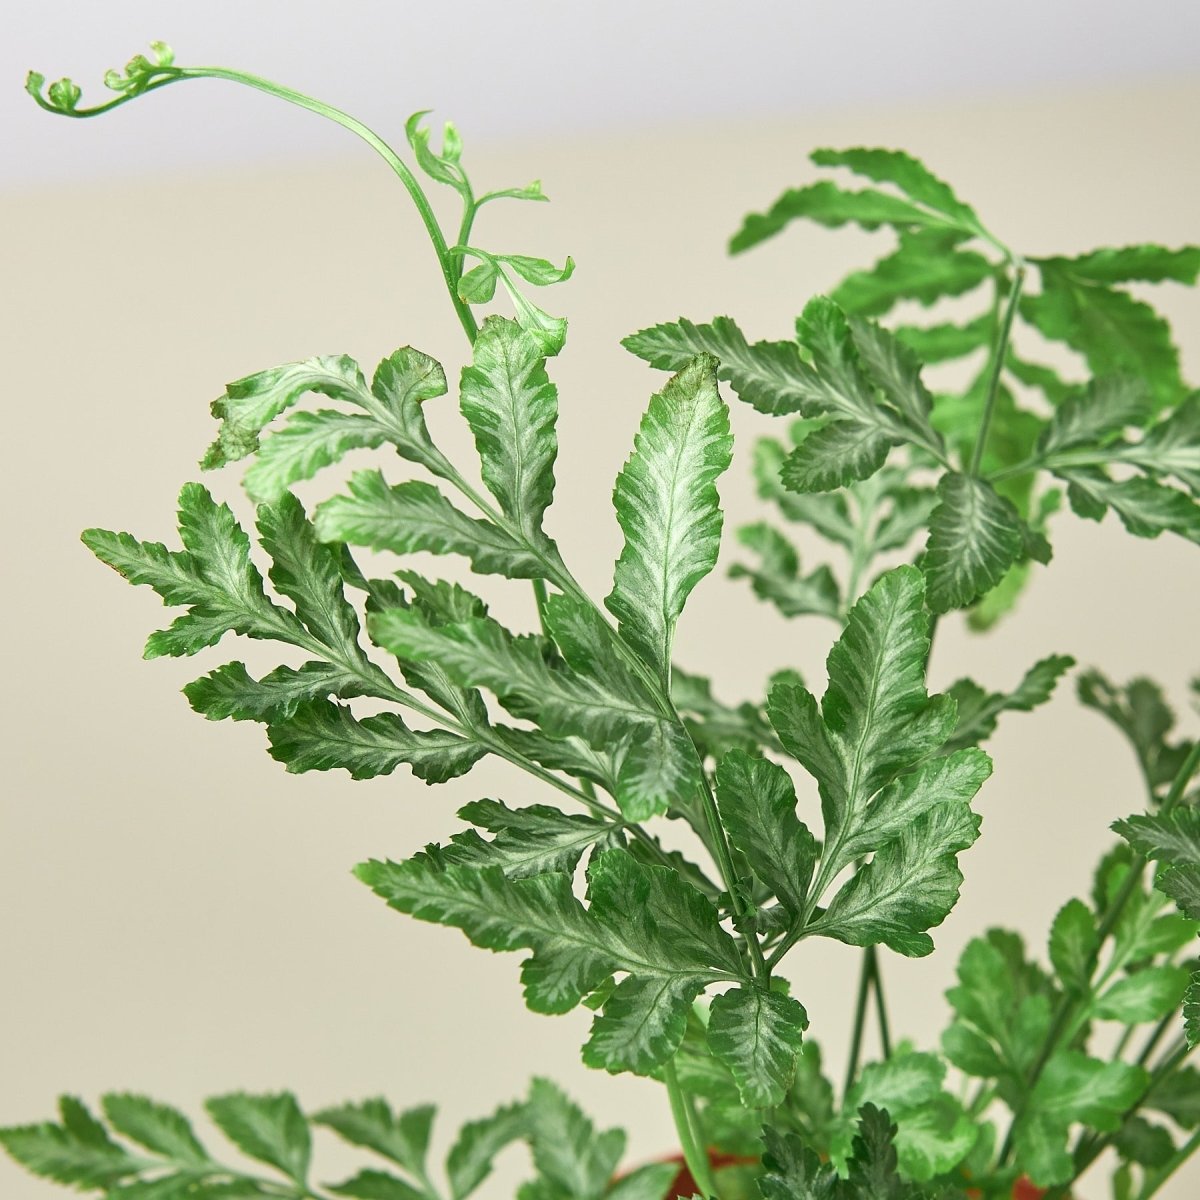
[1012,1180,1048,1200]
[968,1178,1050,1200]
[660,1151,756,1198]
[660,1150,1052,1200]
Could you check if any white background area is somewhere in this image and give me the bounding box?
[5,1,1200,188]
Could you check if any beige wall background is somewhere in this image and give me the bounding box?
[3,80,1199,1198]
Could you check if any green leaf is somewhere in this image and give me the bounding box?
[444,1102,527,1200]
[810,793,980,956]
[0,1100,138,1189]
[315,471,543,579]
[832,231,993,319]
[1078,670,1195,791]
[205,1093,310,1185]
[714,750,818,916]
[83,484,302,659]
[405,111,465,190]
[366,346,455,475]
[329,1169,426,1200]
[525,1078,623,1200]
[1029,1051,1148,1130]
[706,986,808,1108]
[943,930,1056,1081]
[498,279,567,356]
[842,1103,914,1200]
[729,180,949,255]
[185,660,366,724]
[458,261,500,303]
[502,254,575,286]
[894,315,992,364]
[1013,1116,1073,1189]
[942,654,1074,753]
[758,1125,838,1200]
[355,847,742,1062]
[607,353,732,684]
[1156,864,1200,920]
[1035,244,1200,287]
[1037,376,1150,458]
[780,419,894,493]
[1017,1054,1151,1188]
[1060,469,1200,543]
[1094,966,1190,1024]
[622,315,813,416]
[379,571,491,725]
[1022,268,1186,407]
[1114,809,1200,869]
[583,975,708,1077]
[446,800,615,878]
[459,316,561,550]
[834,748,990,865]
[1114,1115,1176,1168]
[752,436,858,544]
[101,1094,206,1162]
[244,411,385,504]
[810,147,982,231]
[768,566,956,869]
[256,493,364,656]
[1146,1065,1200,1128]
[846,319,941,451]
[767,568,980,955]
[1047,899,1097,993]
[210,346,455,502]
[312,1099,435,1176]
[923,473,1027,613]
[267,699,486,784]
[1185,972,1200,1049]
[367,605,693,819]
[843,1053,975,1182]
[580,851,746,1074]
[604,1162,678,1200]
[203,354,366,469]
[671,668,778,762]
[1117,394,1200,497]
[728,523,841,621]
[783,298,913,477]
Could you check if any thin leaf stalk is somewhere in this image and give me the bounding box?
[663,1059,719,1199]
[871,948,893,1059]
[104,66,484,346]
[843,944,875,1099]
[970,261,1027,477]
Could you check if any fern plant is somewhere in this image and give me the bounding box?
[7,42,1200,1200]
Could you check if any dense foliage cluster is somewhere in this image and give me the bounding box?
[8,44,1200,1200]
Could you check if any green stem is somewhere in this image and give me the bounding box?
[1135,1012,1176,1068]
[532,577,552,638]
[842,946,892,1098]
[171,67,479,345]
[843,948,874,1098]
[872,949,893,1060]
[1112,1024,1136,1061]
[664,1059,719,1199]
[970,262,1026,477]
